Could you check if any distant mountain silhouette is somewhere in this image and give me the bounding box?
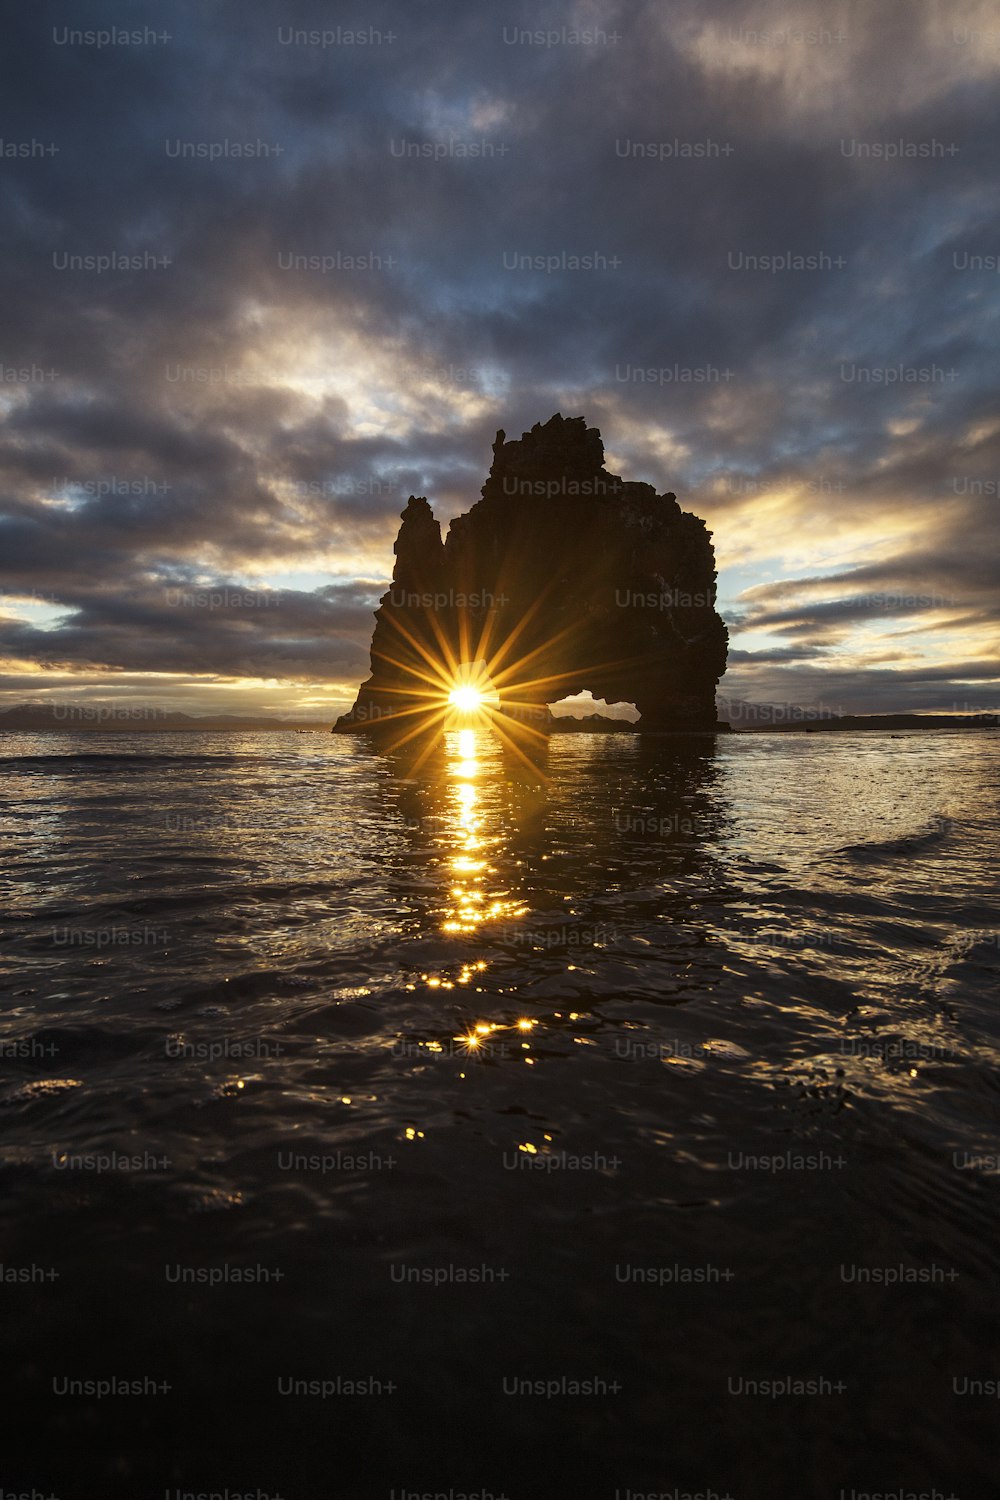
[721,707,999,733]
[0,704,329,733]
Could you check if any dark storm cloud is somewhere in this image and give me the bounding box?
[1,0,999,711]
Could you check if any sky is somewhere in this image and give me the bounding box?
[1,0,998,720]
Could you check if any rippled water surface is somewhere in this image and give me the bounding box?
[2,728,999,1494]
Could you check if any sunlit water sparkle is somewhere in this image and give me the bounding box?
[1,728,999,1491]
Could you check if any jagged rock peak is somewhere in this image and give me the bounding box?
[333,414,728,735]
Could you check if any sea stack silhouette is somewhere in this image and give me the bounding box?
[334,414,728,734]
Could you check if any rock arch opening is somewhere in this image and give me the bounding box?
[549,690,640,724]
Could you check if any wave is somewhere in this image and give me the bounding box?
[832,812,955,862]
[0,753,243,770]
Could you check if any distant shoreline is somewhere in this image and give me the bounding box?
[0,709,995,735]
[728,713,999,734]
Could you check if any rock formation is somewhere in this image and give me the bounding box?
[333,414,728,735]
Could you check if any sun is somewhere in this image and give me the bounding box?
[448,684,484,713]
[441,662,500,723]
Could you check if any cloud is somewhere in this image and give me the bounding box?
[0,0,998,714]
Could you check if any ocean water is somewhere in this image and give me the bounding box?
[1,727,999,1495]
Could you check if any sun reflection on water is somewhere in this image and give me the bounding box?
[439,726,528,939]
